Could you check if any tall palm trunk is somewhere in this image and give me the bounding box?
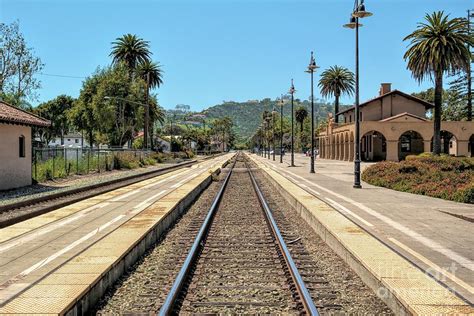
[334,94,340,123]
[433,70,443,155]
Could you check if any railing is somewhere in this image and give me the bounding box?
[32,147,152,182]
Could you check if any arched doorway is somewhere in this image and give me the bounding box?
[431,131,457,155]
[361,131,387,161]
[469,135,474,157]
[399,130,424,160]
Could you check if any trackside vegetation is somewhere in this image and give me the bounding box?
[362,154,474,204]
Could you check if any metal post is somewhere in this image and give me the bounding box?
[290,80,295,167]
[280,99,283,163]
[87,149,90,174]
[310,68,315,173]
[52,148,55,179]
[64,147,67,176]
[272,111,276,161]
[97,147,100,173]
[468,9,472,121]
[34,149,37,181]
[144,72,150,150]
[76,148,79,175]
[354,17,362,188]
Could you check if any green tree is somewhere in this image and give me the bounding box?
[136,60,163,89]
[72,65,148,147]
[212,117,234,151]
[403,11,473,154]
[136,60,164,149]
[110,34,151,75]
[0,21,44,106]
[33,95,75,146]
[295,106,308,133]
[318,65,355,123]
[412,87,467,121]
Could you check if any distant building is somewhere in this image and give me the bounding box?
[0,101,50,190]
[47,132,89,148]
[318,83,474,161]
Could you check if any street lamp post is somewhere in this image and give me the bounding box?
[144,72,150,151]
[279,95,284,163]
[272,108,276,161]
[289,79,296,167]
[266,117,271,160]
[468,9,473,121]
[306,51,319,174]
[344,0,372,189]
[263,121,267,158]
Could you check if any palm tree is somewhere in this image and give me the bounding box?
[136,60,164,149]
[404,11,472,154]
[110,34,151,74]
[295,107,308,151]
[295,106,308,133]
[318,66,355,123]
[136,60,164,89]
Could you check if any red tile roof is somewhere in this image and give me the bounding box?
[0,101,50,127]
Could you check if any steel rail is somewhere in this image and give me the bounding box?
[158,154,238,315]
[247,163,320,316]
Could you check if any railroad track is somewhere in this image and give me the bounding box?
[158,153,319,315]
[0,159,203,228]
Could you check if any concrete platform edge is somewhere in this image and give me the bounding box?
[247,153,472,316]
[63,166,225,315]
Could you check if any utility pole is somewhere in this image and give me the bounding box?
[468,9,473,121]
[144,72,150,150]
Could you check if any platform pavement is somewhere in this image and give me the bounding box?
[252,153,474,307]
[0,153,233,314]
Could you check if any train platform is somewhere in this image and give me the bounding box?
[248,152,474,315]
[0,153,233,315]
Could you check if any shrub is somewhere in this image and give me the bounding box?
[113,152,140,169]
[363,156,474,204]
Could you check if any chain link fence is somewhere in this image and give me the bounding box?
[32,148,152,182]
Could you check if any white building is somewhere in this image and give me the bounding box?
[48,133,89,148]
[0,101,50,190]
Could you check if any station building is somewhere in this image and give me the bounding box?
[318,84,474,161]
[0,101,50,190]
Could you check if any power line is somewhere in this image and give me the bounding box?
[39,72,86,79]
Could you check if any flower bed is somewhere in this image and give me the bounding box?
[362,154,474,204]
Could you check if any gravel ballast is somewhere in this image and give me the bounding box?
[94,157,392,314]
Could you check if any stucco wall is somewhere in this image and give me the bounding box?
[0,124,32,190]
[319,120,474,161]
[343,94,427,122]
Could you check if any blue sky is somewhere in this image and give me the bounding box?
[0,0,469,111]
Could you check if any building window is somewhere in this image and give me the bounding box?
[349,115,352,122]
[360,111,363,121]
[344,116,347,123]
[67,138,71,141]
[75,139,79,143]
[19,135,25,158]
[400,135,411,152]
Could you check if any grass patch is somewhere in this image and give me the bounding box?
[362,154,474,204]
[33,150,192,182]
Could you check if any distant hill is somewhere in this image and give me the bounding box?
[202,98,336,140]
